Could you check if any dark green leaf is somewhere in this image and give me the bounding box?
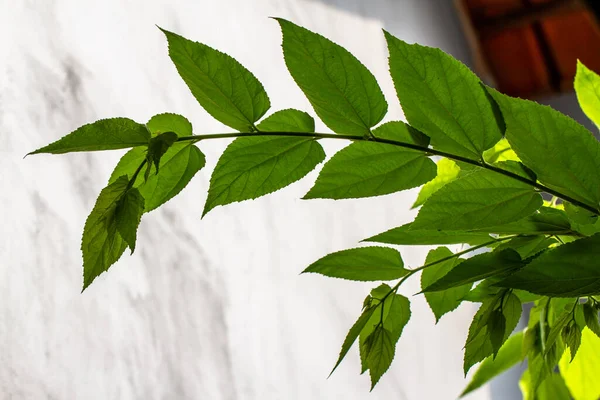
[145,131,179,179]
[257,109,315,132]
[82,176,131,290]
[494,236,557,259]
[276,19,387,135]
[115,188,145,253]
[303,247,407,281]
[421,247,472,322]
[423,249,523,293]
[371,121,430,146]
[562,322,582,362]
[411,169,543,231]
[161,28,270,131]
[330,302,378,375]
[464,292,522,374]
[575,60,600,127]
[413,158,461,208]
[544,309,571,353]
[583,302,600,339]
[364,327,395,390]
[109,142,205,212]
[146,113,193,137]
[461,332,524,397]
[29,118,150,155]
[487,87,600,209]
[203,136,325,216]
[363,222,492,246]
[564,201,598,226]
[496,234,600,297]
[488,309,507,357]
[384,31,502,159]
[303,141,436,199]
[474,207,574,235]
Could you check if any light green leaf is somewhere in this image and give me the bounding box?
[423,249,523,293]
[464,292,522,374]
[483,138,520,164]
[474,207,574,235]
[520,370,572,400]
[330,301,378,375]
[544,309,571,354]
[145,131,179,179]
[146,113,193,137]
[559,328,600,400]
[575,61,600,128]
[203,136,325,215]
[82,176,132,290]
[496,234,600,297]
[257,109,315,132]
[411,169,543,231]
[384,31,502,159]
[276,18,387,135]
[564,201,598,226]
[115,188,145,253]
[421,247,471,322]
[363,222,492,246]
[461,332,524,397]
[487,87,600,210]
[303,141,436,199]
[161,28,270,131]
[29,118,150,155]
[413,158,461,208]
[303,247,408,281]
[109,142,205,212]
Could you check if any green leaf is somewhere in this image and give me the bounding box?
[363,222,492,246]
[372,121,431,146]
[464,292,522,374]
[483,138,520,164]
[29,118,150,155]
[423,249,523,293]
[562,322,582,361]
[494,236,557,259]
[109,142,205,212]
[496,234,600,297]
[474,207,574,235]
[520,370,572,400]
[330,302,378,375]
[564,201,598,226]
[161,28,270,131]
[146,113,193,137]
[487,87,600,210]
[145,131,179,179]
[583,302,600,339]
[115,188,145,253]
[544,309,571,353]
[384,31,502,159]
[411,169,543,231]
[575,61,600,128]
[364,327,395,390]
[82,176,133,290]
[257,109,315,132]
[303,141,436,199]
[421,247,472,322]
[276,18,387,135]
[559,328,600,400]
[203,136,325,215]
[488,309,507,357]
[303,247,408,281]
[412,158,461,208]
[460,332,524,397]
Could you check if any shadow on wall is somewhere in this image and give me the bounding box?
[304,0,597,134]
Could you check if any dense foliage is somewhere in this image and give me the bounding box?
[30,19,600,398]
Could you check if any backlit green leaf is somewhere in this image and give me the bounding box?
[146,113,193,137]
[371,121,430,146]
[363,222,492,246]
[461,332,524,397]
[496,234,600,297]
[257,109,315,132]
[109,142,205,212]
[483,138,520,164]
[494,236,557,259]
[583,302,600,339]
[411,169,543,231]
[575,61,600,128]
[384,31,502,159]
[559,328,600,400]
[303,141,436,199]
[30,118,150,155]
[474,207,573,235]
[161,28,270,131]
[145,131,179,179]
[423,249,523,293]
[276,18,387,135]
[421,247,471,322]
[303,247,407,281]
[413,158,461,208]
[364,327,395,390]
[203,136,325,215]
[487,87,600,210]
[115,188,145,253]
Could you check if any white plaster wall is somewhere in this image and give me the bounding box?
[0,0,492,399]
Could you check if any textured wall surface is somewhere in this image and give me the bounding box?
[1,1,493,399]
